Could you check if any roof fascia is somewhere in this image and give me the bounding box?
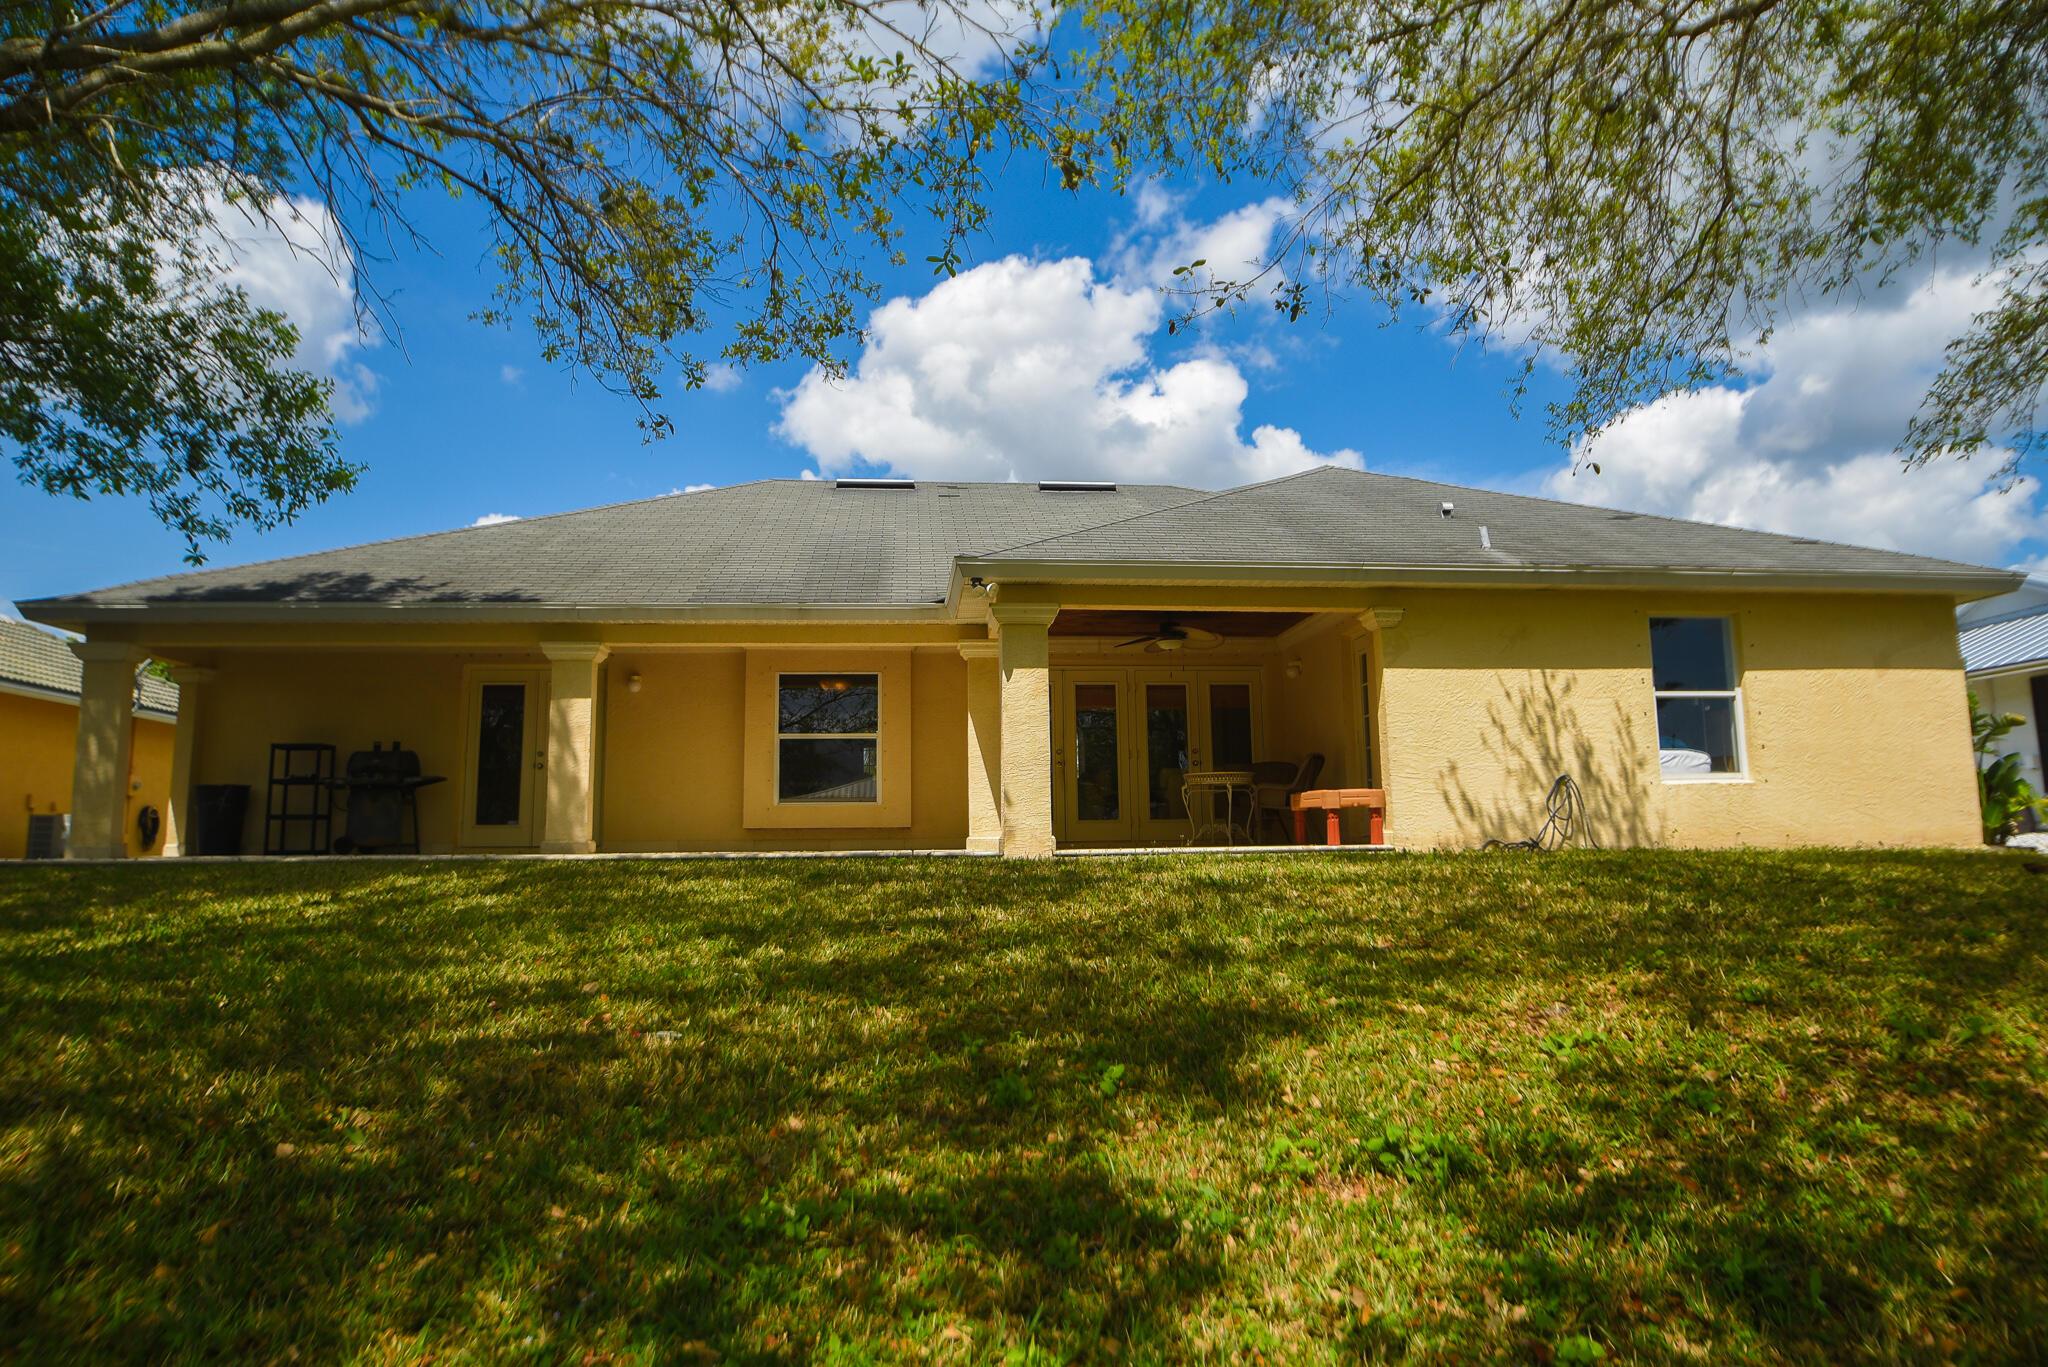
[1964,660,2048,683]
[0,677,78,708]
[950,557,2023,601]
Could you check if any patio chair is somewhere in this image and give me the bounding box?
[1255,753,1324,842]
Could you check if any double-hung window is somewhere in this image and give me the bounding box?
[777,673,880,802]
[1650,617,1746,778]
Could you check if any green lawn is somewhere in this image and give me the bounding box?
[1,852,2044,1363]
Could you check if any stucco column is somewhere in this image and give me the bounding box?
[66,641,143,860]
[162,665,216,857]
[959,640,1002,853]
[992,602,1059,858]
[539,643,609,854]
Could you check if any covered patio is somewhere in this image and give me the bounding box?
[972,590,1400,856]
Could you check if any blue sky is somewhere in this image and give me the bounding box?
[4,154,2043,618]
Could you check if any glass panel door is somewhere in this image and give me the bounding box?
[473,684,527,825]
[1144,683,1190,819]
[1132,680,1192,841]
[1073,682,1123,822]
[461,670,545,847]
[1054,671,1131,843]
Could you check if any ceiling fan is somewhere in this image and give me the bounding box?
[1114,618,1225,653]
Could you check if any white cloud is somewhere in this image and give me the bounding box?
[700,363,742,393]
[1131,182,1179,229]
[205,193,379,422]
[471,512,522,527]
[500,364,524,386]
[668,483,717,494]
[1121,195,1295,294]
[775,254,1361,488]
[1547,267,2047,565]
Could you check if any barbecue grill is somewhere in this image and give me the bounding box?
[328,741,445,854]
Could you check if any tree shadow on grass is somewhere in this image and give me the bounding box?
[0,859,1295,1359]
[0,852,2044,1359]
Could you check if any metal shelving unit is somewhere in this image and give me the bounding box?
[265,743,335,856]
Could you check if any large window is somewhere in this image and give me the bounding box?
[777,673,879,802]
[1650,617,1745,777]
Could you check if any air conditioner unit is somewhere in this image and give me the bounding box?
[25,813,69,860]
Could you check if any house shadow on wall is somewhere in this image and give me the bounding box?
[1440,670,1657,848]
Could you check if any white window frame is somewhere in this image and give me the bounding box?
[773,671,882,805]
[1650,616,1749,783]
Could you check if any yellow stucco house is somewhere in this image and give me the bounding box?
[17,468,2016,858]
[0,617,177,859]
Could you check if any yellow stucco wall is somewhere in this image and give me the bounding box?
[603,647,968,851]
[1368,589,1978,849]
[0,690,174,858]
[189,652,472,854]
[152,586,1978,855]
[185,646,970,854]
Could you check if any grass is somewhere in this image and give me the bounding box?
[0,850,2044,1363]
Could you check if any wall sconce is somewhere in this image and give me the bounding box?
[625,671,643,694]
[1283,660,1303,680]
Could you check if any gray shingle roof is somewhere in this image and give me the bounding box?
[0,618,177,716]
[1961,606,2048,675]
[20,469,2013,626]
[22,480,1199,616]
[970,466,2012,584]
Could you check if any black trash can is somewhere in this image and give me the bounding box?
[190,784,250,856]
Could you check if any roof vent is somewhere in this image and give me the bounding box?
[1439,501,1455,518]
[1479,525,1492,550]
[1037,480,1118,492]
[834,477,916,490]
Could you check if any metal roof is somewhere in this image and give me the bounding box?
[18,470,2017,626]
[1961,605,2048,675]
[0,618,178,717]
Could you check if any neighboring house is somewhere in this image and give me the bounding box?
[1959,579,2048,794]
[0,617,177,859]
[18,468,2014,858]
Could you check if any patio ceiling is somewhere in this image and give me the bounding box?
[1048,610,1311,639]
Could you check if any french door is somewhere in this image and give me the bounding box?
[1056,671,1132,843]
[1052,667,1263,845]
[460,668,549,848]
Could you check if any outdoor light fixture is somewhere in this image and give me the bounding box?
[626,671,643,694]
[1284,660,1304,679]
